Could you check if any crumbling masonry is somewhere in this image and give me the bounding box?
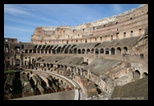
[4,4,148,100]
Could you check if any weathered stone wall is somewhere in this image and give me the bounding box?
[30,4,148,45]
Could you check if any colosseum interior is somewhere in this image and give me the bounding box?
[4,4,148,100]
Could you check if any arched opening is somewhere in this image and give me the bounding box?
[15,46,20,53]
[52,48,56,54]
[64,45,70,54]
[100,48,104,54]
[25,49,28,53]
[123,46,128,54]
[74,48,77,54]
[133,70,140,79]
[87,49,90,54]
[60,45,66,53]
[29,49,32,53]
[45,49,48,54]
[142,72,148,78]
[91,48,94,54]
[69,49,73,54]
[41,49,44,53]
[21,45,24,49]
[78,49,81,54]
[117,47,121,54]
[50,64,53,68]
[37,49,40,53]
[82,49,85,54]
[57,64,60,68]
[111,48,115,55]
[33,49,36,53]
[105,48,110,55]
[57,46,61,54]
[95,48,99,54]
[32,59,35,69]
[140,54,144,59]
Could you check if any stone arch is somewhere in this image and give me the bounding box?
[32,58,35,69]
[41,49,44,53]
[105,48,110,55]
[49,45,53,54]
[100,48,104,54]
[29,49,32,53]
[57,46,61,54]
[74,48,77,54]
[64,45,70,54]
[33,49,36,53]
[86,48,90,54]
[95,48,99,54]
[25,49,28,53]
[123,46,128,54]
[52,48,56,54]
[111,48,115,55]
[57,64,60,68]
[133,70,140,79]
[82,49,85,54]
[78,49,81,54]
[69,49,73,54]
[45,49,48,54]
[91,48,94,54]
[117,47,121,54]
[60,45,66,53]
[15,46,20,53]
[142,72,148,78]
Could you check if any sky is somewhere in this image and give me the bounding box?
[4,4,142,42]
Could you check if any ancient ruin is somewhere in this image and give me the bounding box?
[4,4,148,100]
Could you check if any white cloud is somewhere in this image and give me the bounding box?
[4,4,32,15]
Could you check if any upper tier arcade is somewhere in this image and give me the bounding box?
[30,4,148,45]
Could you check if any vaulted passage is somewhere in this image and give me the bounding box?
[87,49,90,54]
[117,47,121,54]
[133,70,140,79]
[123,46,128,54]
[105,48,110,55]
[111,48,115,55]
[100,48,104,54]
[95,48,99,54]
[78,49,81,54]
[142,72,148,78]
[82,49,85,54]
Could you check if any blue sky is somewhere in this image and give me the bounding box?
[4,4,142,42]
